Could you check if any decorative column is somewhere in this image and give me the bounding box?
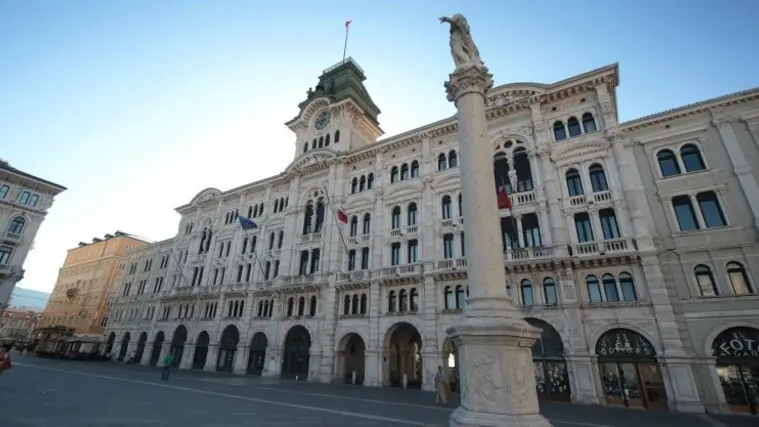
[441,13,551,427]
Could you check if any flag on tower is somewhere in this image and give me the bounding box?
[336,208,349,224]
[239,216,258,230]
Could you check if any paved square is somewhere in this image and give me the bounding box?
[1,354,754,427]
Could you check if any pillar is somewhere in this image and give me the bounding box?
[444,53,551,427]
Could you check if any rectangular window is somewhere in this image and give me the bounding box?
[443,233,454,259]
[573,213,594,242]
[0,246,12,265]
[697,191,726,228]
[407,239,418,263]
[299,251,309,275]
[672,196,699,231]
[391,243,401,266]
[273,260,280,278]
[18,191,30,204]
[0,185,8,199]
[310,249,320,274]
[599,208,621,240]
[460,232,465,257]
[348,250,356,271]
[361,247,370,270]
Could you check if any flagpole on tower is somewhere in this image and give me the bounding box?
[342,19,352,63]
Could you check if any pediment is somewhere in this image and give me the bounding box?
[433,169,461,189]
[550,139,611,164]
[286,97,331,129]
[385,183,422,204]
[345,195,374,211]
[190,188,222,206]
[286,150,337,173]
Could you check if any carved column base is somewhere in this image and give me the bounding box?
[447,316,553,427]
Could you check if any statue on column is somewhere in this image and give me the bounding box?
[440,14,485,71]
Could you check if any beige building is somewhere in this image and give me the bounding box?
[0,159,66,318]
[0,306,41,343]
[106,59,759,415]
[41,232,150,334]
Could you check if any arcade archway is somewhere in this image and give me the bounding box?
[149,331,164,366]
[712,326,759,415]
[217,325,240,372]
[192,331,209,370]
[170,325,187,368]
[118,332,130,361]
[105,332,116,355]
[385,322,423,388]
[442,338,459,392]
[337,333,365,384]
[281,325,311,380]
[596,328,666,410]
[247,332,268,376]
[525,318,570,401]
[135,332,148,364]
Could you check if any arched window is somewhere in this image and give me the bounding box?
[410,161,420,178]
[400,163,409,180]
[407,203,417,226]
[318,136,324,148]
[455,285,466,309]
[343,295,351,315]
[581,112,597,133]
[618,272,637,301]
[277,230,284,249]
[359,175,366,192]
[680,144,705,172]
[247,206,253,218]
[410,288,419,311]
[520,279,534,306]
[602,273,619,302]
[241,237,248,253]
[390,166,399,183]
[367,173,374,189]
[586,275,602,303]
[312,139,317,150]
[391,206,401,229]
[438,153,447,170]
[351,178,358,194]
[352,294,359,314]
[8,217,25,234]
[543,277,558,305]
[309,296,317,316]
[388,291,397,312]
[694,264,718,297]
[399,289,408,312]
[303,142,308,153]
[444,286,454,309]
[268,232,275,250]
[565,169,584,196]
[360,294,367,314]
[325,133,330,146]
[553,121,567,141]
[726,262,754,295]
[302,201,314,235]
[349,217,358,237]
[588,164,608,192]
[314,198,325,232]
[298,296,305,316]
[567,116,581,137]
[442,195,452,219]
[287,297,294,316]
[274,199,280,213]
[457,193,463,217]
[362,213,371,235]
[448,150,458,168]
[334,130,340,143]
[657,149,681,177]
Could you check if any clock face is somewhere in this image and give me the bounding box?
[314,110,331,131]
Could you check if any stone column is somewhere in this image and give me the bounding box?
[444,62,551,427]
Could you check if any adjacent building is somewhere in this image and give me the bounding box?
[105,59,759,415]
[0,306,42,344]
[40,232,150,335]
[0,159,66,317]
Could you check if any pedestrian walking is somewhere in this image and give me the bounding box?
[0,343,13,378]
[161,353,174,381]
[434,366,448,405]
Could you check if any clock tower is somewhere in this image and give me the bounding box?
[285,58,384,160]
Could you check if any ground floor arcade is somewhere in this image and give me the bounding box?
[104,320,759,415]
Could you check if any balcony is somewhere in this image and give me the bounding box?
[299,232,322,244]
[377,264,422,279]
[436,258,467,271]
[504,246,554,262]
[571,238,636,257]
[337,270,371,282]
[512,190,536,206]
[592,190,612,203]
[1,231,22,245]
[440,218,455,228]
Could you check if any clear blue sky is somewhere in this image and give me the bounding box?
[2,1,757,293]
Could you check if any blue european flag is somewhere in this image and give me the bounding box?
[239,216,258,230]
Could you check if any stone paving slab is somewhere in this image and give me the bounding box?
[2,354,755,427]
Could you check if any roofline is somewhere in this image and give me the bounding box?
[125,237,176,254]
[620,86,759,131]
[66,233,153,252]
[0,162,67,193]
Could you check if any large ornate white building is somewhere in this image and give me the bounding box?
[105,59,759,415]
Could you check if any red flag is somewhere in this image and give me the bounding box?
[497,187,512,210]
[345,20,352,29]
[337,209,349,224]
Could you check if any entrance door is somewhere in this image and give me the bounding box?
[281,326,311,380]
[247,333,267,376]
[712,327,759,415]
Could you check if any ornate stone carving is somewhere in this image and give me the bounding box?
[440,14,485,72]
[445,65,494,103]
[470,350,504,408]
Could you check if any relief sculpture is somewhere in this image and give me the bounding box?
[470,351,504,408]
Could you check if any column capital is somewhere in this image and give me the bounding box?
[445,65,494,103]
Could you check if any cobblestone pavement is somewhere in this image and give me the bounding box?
[1,353,755,427]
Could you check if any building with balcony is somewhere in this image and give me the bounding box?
[0,306,42,344]
[0,159,66,317]
[40,232,150,335]
[104,59,759,415]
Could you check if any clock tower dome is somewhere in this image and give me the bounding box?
[285,58,384,160]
